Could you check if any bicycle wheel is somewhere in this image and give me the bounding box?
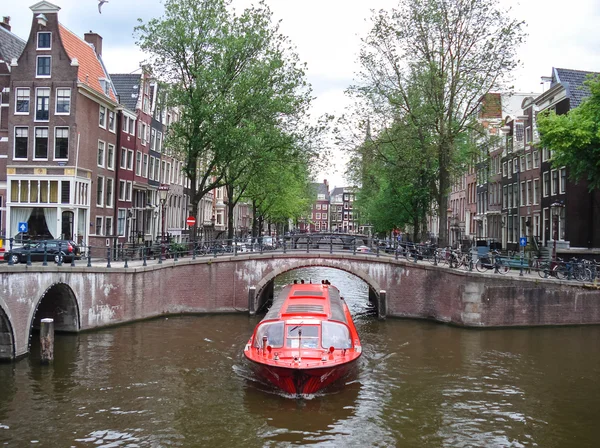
[475,258,489,272]
[496,259,510,274]
[555,264,569,280]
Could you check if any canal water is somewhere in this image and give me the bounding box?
[1,267,600,447]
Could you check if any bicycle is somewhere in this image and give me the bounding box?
[475,250,510,274]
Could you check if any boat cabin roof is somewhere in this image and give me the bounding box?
[263,283,348,324]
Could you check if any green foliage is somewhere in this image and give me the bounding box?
[537,76,600,190]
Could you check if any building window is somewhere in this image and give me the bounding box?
[502,162,507,177]
[36,56,51,77]
[97,140,105,167]
[525,153,531,171]
[14,127,28,159]
[532,150,539,168]
[322,204,327,210]
[34,127,49,159]
[520,182,525,207]
[502,185,507,208]
[150,128,156,150]
[117,209,126,236]
[35,88,50,121]
[135,151,142,176]
[526,180,532,206]
[99,105,107,128]
[559,168,567,194]
[149,156,155,180]
[525,126,532,144]
[125,181,132,201]
[106,178,114,208]
[157,131,162,152]
[107,144,115,170]
[37,32,51,49]
[15,88,30,114]
[520,156,525,173]
[105,217,113,236]
[54,127,69,159]
[123,115,129,134]
[95,217,103,236]
[96,176,104,206]
[322,213,327,221]
[120,147,127,169]
[55,88,71,114]
[130,118,135,135]
[127,150,134,170]
[316,213,321,220]
[533,178,539,205]
[143,154,149,178]
[543,171,550,197]
[542,147,551,162]
[119,180,126,201]
[551,169,558,195]
[108,111,115,132]
[141,123,147,145]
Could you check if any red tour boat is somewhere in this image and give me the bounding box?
[244,281,362,396]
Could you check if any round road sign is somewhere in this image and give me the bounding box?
[186,216,196,226]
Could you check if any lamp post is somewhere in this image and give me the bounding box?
[550,201,564,263]
[158,184,170,254]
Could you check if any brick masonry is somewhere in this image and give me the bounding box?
[1,253,599,359]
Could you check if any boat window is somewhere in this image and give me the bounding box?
[253,321,284,348]
[286,324,319,349]
[321,321,351,349]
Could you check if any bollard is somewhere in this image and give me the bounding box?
[378,290,387,320]
[159,242,163,264]
[434,251,438,266]
[413,250,417,263]
[71,248,76,266]
[87,250,92,267]
[330,236,333,254]
[8,238,14,266]
[306,236,310,253]
[376,244,380,257]
[143,249,148,266]
[283,238,287,254]
[40,318,54,364]
[43,242,48,266]
[124,254,129,268]
[248,286,256,315]
[106,247,111,268]
[520,254,524,277]
[26,244,32,266]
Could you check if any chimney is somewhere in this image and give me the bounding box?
[324,179,328,186]
[84,31,103,57]
[0,16,11,32]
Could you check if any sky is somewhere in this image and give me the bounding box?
[4,0,600,189]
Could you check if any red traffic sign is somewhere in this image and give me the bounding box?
[186,216,196,226]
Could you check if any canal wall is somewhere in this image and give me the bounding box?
[1,253,599,359]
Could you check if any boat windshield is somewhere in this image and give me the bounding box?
[286,324,319,349]
[253,321,284,348]
[321,321,352,349]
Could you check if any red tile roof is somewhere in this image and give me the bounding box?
[58,24,116,102]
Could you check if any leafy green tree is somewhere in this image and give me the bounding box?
[346,0,525,245]
[135,0,313,238]
[537,76,600,190]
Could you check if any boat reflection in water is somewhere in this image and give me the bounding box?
[244,280,362,397]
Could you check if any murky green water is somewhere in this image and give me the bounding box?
[1,267,599,447]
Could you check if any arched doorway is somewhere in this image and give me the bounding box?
[0,306,15,361]
[29,283,80,346]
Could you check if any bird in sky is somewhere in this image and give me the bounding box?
[98,0,109,14]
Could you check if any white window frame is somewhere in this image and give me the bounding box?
[543,171,550,198]
[37,31,52,50]
[55,88,71,115]
[551,169,558,195]
[125,181,133,202]
[105,216,113,237]
[533,150,539,169]
[149,156,155,181]
[135,151,142,176]
[108,111,116,133]
[143,154,149,178]
[533,178,539,205]
[118,180,126,201]
[33,126,49,160]
[123,115,129,134]
[107,144,115,170]
[35,87,50,122]
[127,149,134,171]
[14,126,29,160]
[15,88,30,115]
[105,177,114,208]
[97,140,106,168]
[99,105,107,129]
[130,118,136,136]
[95,216,103,236]
[96,175,105,207]
[54,126,69,160]
[120,147,127,169]
[36,55,51,78]
[559,167,567,194]
[117,209,126,236]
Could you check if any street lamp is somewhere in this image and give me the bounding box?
[551,201,564,263]
[158,184,170,252]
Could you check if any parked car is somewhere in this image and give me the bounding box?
[3,240,81,264]
[356,245,371,253]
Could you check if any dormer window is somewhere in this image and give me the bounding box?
[37,32,51,50]
[99,79,110,96]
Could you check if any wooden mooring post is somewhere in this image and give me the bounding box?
[40,318,54,364]
[378,290,387,320]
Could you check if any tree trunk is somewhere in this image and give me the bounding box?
[227,184,235,243]
[251,200,258,239]
[438,146,450,247]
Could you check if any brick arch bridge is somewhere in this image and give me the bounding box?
[1,253,599,360]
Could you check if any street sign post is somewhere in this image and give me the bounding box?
[519,237,527,277]
[186,216,196,227]
[18,222,28,233]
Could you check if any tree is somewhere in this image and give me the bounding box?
[537,75,600,191]
[347,0,525,245]
[135,0,314,238]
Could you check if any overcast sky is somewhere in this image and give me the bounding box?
[5,0,600,188]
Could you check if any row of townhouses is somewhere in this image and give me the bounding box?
[296,180,364,234]
[445,69,600,254]
[0,2,254,251]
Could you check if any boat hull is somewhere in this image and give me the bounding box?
[247,358,359,395]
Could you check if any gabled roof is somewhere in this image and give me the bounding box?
[330,187,344,197]
[311,182,330,200]
[553,68,599,109]
[58,24,116,102]
[0,25,26,63]
[110,73,141,110]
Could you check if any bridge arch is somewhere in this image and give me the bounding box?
[253,258,382,312]
[0,303,15,361]
[28,282,80,348]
